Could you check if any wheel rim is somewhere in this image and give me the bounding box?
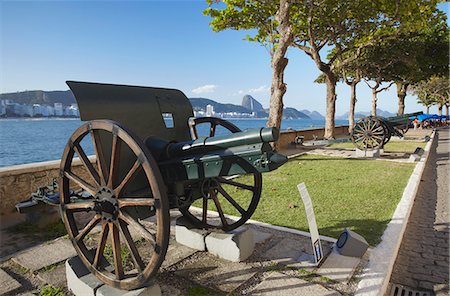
[60,120,169,290]
[351,117,386,150]
[181,117,262,231]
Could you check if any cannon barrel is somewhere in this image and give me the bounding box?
[145,127,279,161]
[168,127,278,158]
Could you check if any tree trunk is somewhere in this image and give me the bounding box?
[266,0,293,150]
[396,81,409,116]
[371,88,377,117]
[324,72,337,139]
[426,106,430,114]
[438,104,443,116]
[446,104,449,117]
[348,82,357,134]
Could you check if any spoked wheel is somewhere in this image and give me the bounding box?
[351,116,386,150]
[60,120,169,290]
[379,120,391,147]
[181,117,262,231]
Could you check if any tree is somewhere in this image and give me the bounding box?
[412,76,450,115]
[204,0,293,146]
[288,0,442,138]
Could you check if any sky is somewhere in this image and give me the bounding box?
[0,1,448,116]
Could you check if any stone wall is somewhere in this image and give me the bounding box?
[0,158,93,215]
[278,125,349,149]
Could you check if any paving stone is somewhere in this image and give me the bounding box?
[317,249,361,283]
[175,217,209,251]
[261,238,310,267]
[161,240,197,268]
[37,263,67,288]
[175,254,256,293]
[205,226,254,262]
[0,268,21,295]
[97,283,161,296]
[13,238,76,271]
[66,256,104,296]
[251,229,273,244]
[250,272,340,296]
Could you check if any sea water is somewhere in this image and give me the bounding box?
[0,118,348,167]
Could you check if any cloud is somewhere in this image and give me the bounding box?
[192,84,218,94]
[248,85,270,93]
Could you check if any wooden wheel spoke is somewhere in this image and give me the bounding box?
[118,198,154,208]
[119,212,156,245]
[118,220,145,272]
[64,171,96,196]
[91,129,108,186]
[73,143,100,186]
[217,185,246,215]
[202,196,208,224]
[64,201,96,211]
[75,214,101,242]
[108,133,121,188]
[115,159,142,196]
[218,177,254,191]
[110,223,124,280]
[210,191,228,227]
[94,223,109,268]
[209,122,217,137]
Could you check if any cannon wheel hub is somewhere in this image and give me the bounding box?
[94,187,119,222]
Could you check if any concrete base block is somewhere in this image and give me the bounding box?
[97,283,161,296]
[317,248,361,283]
[205,226,254,262]
[175,217,209,251]
[355,148,380,158]
[0,268,21,295]
[66,256,161,296]
[66,257,104,296]
[408,154,421,162]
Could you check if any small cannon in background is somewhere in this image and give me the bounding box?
[48,81,288,290]
[350,112,423,150]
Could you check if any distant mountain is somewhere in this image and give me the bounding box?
[189,98,251,114]
[283,107,310,119]
[1,89,314,119]
[336,109,397,120]
[0,90,75,105]
[300,109,324,120]
[241,95,263,112]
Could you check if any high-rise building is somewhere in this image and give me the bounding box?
[206,104,214,117]
[54,103,63,116]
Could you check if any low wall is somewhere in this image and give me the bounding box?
[0,158,92,216]
[278,125,349,149]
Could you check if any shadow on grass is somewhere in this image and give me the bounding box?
[318,218,391,246]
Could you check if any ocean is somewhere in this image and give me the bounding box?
[0,118,348,167]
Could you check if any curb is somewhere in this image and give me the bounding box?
[354,131,436,296]
[188,206,337,243]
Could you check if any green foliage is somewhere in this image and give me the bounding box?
[8,220,66,241]
[412,76,450,108]
[39,285,63,296]
[103,243,133,270]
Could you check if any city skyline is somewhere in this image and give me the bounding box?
[1,1,448,115]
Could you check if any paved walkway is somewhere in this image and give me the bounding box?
[390,128,450,295]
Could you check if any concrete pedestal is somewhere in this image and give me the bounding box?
[355,148,380,158]
[66,256,161,296]
[175,217,209,251]
[205,226,254,262]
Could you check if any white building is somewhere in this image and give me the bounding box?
[54,103,63,116]
[206,104,214,117]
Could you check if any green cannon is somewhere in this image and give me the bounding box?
[52,81,288,290]
[350,111,423,150]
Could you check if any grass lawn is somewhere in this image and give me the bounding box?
[328,140,426,153]
[205,154,415,246]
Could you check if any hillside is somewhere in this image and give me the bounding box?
[1,90,317,119]
[0,90,75,105]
